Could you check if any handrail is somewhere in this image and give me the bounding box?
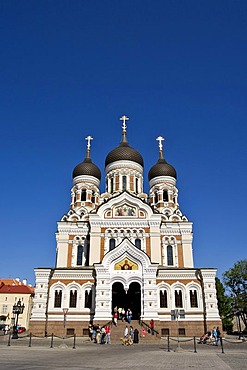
[140,320,159,335]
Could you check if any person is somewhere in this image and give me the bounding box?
[141,328,146,338]
[126,308,132,324]
[122,307,125,322]
[105,325,111,344]
[4,325,9,335]
[133,328,139,343]
[124,325,129,338]
[113,312,118,326]
[150,319,155,335]
[212,327,217,345]
[88,324,93,341]
[118,307,122,320]
[216,327,221,346]
[129,326,134,339]
[96,325,101,344]
[100,326,106,344]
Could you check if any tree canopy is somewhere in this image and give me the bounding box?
[223,259,247,330]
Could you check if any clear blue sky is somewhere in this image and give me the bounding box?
[1,1,246,286]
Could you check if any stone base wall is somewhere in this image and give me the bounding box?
[30,319,222,337]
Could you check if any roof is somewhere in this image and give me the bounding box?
[0,284,34,295]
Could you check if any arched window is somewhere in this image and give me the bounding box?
[154,192,158,203]
[122,176,127,190]
[81,190,86,201]
[110,178,114,193]
[135,239,141,249]
[109,238,116,251]
[69,290,77,308]
[91,191,95,203]
[163,190,168,202]
[135,178,138,193]
[77,245,83,265]
[167,245,174,266]
[85,290,92,308]
[54,290,62,308]
[160,291,168,308]
[190,290,198,308]
[175,290,183,308]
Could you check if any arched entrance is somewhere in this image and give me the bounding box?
[112,282,141,320]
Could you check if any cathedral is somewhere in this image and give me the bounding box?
[30,116,221,337]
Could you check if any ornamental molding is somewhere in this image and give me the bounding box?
[157,271,199,280]
[52,271,94,280]
[90,220,150,228]
[160,228,192,235]
[149,176,176,188]
[105,161,143,174]
[73,175,100,187]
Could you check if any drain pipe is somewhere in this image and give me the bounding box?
[196,268,207,334]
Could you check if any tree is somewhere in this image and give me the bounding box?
[223,260,247,330]
[215,277,233,332]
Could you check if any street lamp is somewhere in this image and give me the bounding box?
[171,309,185,352]
[59,308,69,348]
[12,299,25,339]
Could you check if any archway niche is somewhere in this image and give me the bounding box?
[112,281,141,320]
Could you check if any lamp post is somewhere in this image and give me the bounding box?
[59,308,69,348]
[171,309,185,352]
[12,299,25,339]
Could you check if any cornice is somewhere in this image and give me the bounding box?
[73,175,100,187]
[105,160,143,174]
[149,176,176,188]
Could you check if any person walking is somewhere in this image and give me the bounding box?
[150,319,155,335]
[216,327,221,346]
[133,328,139,343]
[105,325,111,344]
[124,325,129,338]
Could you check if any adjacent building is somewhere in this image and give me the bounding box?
[0,279,34,330]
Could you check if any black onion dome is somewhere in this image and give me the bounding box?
[148,153,176,181]
[73,152,101,180]
[105,133,144,167]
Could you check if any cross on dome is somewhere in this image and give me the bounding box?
[120,115,129,133]
[85,135,93,150]
[156,136,164,151]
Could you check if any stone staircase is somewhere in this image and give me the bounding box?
[109,320,160,344]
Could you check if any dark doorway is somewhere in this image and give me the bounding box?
[112,281,141,320]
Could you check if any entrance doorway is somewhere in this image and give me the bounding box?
[112,282,141,320]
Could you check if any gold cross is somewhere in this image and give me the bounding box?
[156,136,164,151]
[120,115,129,132]
[85,135,93,150]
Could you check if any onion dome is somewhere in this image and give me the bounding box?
[148,136,176,181]
[73,136,101,180]
[105,115,144,167]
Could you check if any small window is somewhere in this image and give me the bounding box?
[109,238,116,251]
[163,190,168,202]
[160,291,168,308]
[167,245,174,266]
[110,178,114,193]
[135,239,141,249]
[85,291,92,308]
[154,192,158,203]
[178,328,186,336]
[122,176,127,191]
[91,192,95,203]
[67,328,75,335]
[135,178,138,193]
[190,290,198,308]
[81,190,86,201]
[77,245,83,265]
[54,290,62,308]
[175,290,183,308]
[161,328,169,336]
[69,290,77,308]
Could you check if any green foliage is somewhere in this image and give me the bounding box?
[223,260,247,330]
[215,277,233,332]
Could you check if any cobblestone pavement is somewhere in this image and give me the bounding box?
[0,335,246,370]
